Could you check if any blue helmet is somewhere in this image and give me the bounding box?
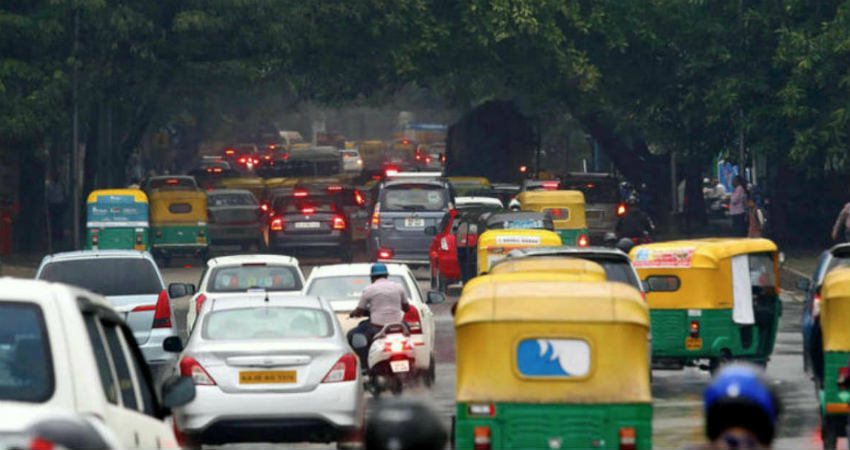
[704,364,778,444]
[371,263,389,277]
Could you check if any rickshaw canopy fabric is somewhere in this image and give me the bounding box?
[86,189,149,228]
[517,190,586,228]
[489,256,606,281]
[821,267,850,352]
[150,190,207,224]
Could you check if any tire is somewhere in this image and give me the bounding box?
[390,377,403,396]
[709,350,732,375]
[823,416,838,450]
[423,354,436,388]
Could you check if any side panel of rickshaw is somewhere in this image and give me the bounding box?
[816,268,850,445]
[476,230,562,274]
[85,190,149,251]
[86,227,149,250]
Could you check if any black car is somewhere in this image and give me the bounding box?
[268,196,353,262]
[207,189,266,251]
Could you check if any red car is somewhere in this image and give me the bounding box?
[427,209,461,293]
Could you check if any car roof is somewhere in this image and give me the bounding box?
[207,294,328,312]
[208,189,254,196]
[508,245,631,261]
[39,250,152,265]
[382,178,446,188]
[307,263,411,278]
[206,254,300,268]
[486,211,547,223]
[456,196,503,205]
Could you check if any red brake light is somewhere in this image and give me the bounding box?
[180,356,216,385]
[166,178,179,185]
[354,189,365,207]
[268,144,276,150]
[619,427,637,450]
[29,438,55,450]
[260,202,269,212]
[152,290,172,329]
[195,294,207,315]
[577,234,589,247]
[403,307,422,334]
[206,167,214,173]
[689,320,700,338]
[542,180,560,190]
[370,204,380,229]
[224,149,236,156]
[385,166,399,176]
[270,217,283,231]
[617,203,627,216]
[401,139,410,145]
[378,248,393,260]
[519,165,528,173]
[237,157,247,164]
[326,184,343,192]
[302,207,315,215]
[322,353,358,383]
[333,215,346,230]
[293,189,309,198]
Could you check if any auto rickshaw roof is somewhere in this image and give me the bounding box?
[217,177,265,187]
[489,256,607,280]
[456,277,648,328]
[448,176,491,184]
[86,189,148,204]
[517,189,586,206]
[630,238,778,269]
[819,267,850,352]
[148,189,207,201]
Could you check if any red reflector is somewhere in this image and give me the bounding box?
[29,438,55,450]
[153,290,172,329]
[132,304,156,312]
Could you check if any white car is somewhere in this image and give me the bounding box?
[174,294,364,447]
[455,196,505,209]
[186,254,305,328]
[303,263,444,384]
[341,149,363,174]
[0,278,194,449]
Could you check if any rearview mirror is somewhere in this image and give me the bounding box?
[427,291,446,305]
[424,226,437,236]
[161,376,196,409]
[168,283,193,298]
[162,336,184,353]
[795,278,811,292]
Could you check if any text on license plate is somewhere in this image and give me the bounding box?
[390,360,410,373]
[239,370,297,384]
[294,222,321,229]
[404,218,425,227]
[685,337,703,350]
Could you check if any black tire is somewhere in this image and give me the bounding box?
[823,416,839,450]
[709,350,732,375]
[423,354,436,388]
[390,377,403,396]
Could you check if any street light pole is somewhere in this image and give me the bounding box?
[71,5,80,249]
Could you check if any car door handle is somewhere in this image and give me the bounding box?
[134,431,140,447]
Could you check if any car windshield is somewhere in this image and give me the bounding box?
[207,265,302,292]
[203,307,332,340]
[209,193,256,207]
[381,185,447,211]
[306,275,411,301]
[0,302,53,403]
[562,180,620,203]
[38,258,161,296]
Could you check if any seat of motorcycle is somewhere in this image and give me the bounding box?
[374,323,410,339]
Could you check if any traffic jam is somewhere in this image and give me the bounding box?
[0,127,843,450]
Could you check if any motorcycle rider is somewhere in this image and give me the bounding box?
[348,263,410,368]
[700,364,781,449]
[616,197,655,240]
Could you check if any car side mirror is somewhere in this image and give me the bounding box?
[168,283,192,298]
[162,336,184,353]
[427,291,446,304]
[796,278,811,292]
[424,226,437,236]
[160,376,196,409]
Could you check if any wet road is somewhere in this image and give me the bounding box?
[160,253,827,450]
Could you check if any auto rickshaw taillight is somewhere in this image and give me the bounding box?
[812,294,822,318]
[155,229,162,238]
[91,231,99,246]
[689,320,700,338]
[619,427,636,450]
[578,234,589,247]
[838,367,850,390]
[136,234,143,245]
[473,426,491,450]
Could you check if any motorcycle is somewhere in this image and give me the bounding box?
[351,322,416,397]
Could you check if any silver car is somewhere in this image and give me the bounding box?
[174,294,364,447]
[34,250,190,386]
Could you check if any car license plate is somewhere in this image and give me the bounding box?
[390,360,410,373]
[685,337,703,350]
[404,218,425,228]
[239,370,297,384]
[294,222,321,229]
[196,236,206,243]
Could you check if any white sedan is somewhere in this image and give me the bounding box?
[303,263,444,385]
[186,254,305,329]
[174,294,364,447]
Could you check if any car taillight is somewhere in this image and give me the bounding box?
[302,207,315,215]
[327,184,343,192]
[270,217,283,231]
[357,159,363,165]
[689,320,700,338]
[91,231,99,246]
[135,233,143,245]
[473,426,491,450]
[403,307,422,334]
[293,189,309,198]
[468,404,496,416]
[224,149,235,156]
[617,203,627,216]
[619,427,637,450]
[179,356,216,385]
[153,290,172,329]
[519,165,527,173]
[370,204,381,229]
[385,338,412,353]
[542,180,561,190]
[253,158,260,165]
[385,167,399,177]
[440,237,449,251]
[333,215,346,230]
[195,294,207,314]
[577,234,589,247]
[322,353,357,383]
[378,248,393,260]
[354,189,365,207]
[260,202,269,213]
[813,294,822,318]
[237,157,247,164]
[29,437,55,450]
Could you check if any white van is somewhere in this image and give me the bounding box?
[0,278,194,449]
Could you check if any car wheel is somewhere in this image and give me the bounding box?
[423,353,436,388]
[430,264,438,290]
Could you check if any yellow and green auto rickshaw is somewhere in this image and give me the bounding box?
[85,189,149,250]
[630,238,781,372]
[489,255,607,280]
[517,190,589,247]
[448,177,492,197]
[813,267,850,449]
[454,274,652,450]
[149,190,209,265]
[476,229,561,274]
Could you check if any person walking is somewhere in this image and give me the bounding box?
[747,198,765,238]
[830,194,850,242]
[729,176,748,237]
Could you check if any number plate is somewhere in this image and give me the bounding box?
[390,360,410,373]
[239,370,297,384]
[404,218,425,228]
[196,236,207,243]
[294,222,321,229]
[685,337,703,350]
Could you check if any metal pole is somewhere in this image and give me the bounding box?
[71,6,80,250]
[670,151,677,213]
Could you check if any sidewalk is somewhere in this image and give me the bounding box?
[1,253,43,278]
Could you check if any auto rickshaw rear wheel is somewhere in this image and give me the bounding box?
[708,350,732,375]
[822,415,841,450]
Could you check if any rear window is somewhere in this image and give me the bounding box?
[38,258,162,296]
[306,275,411,301]
[168,203,192,214]
[0,302,54,402]
[487,217,551,230]
[208,265,302,292]
[561,180,620,203]
[203,307,332,340]
[585,258,640,289]
[209,193,256,207]
[278,198,338,214]
[381,185,448,212]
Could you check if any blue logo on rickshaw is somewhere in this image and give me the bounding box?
[516,339,591,377]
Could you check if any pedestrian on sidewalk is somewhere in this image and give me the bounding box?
[729,176,748,237]
[747,198,765,238]
[830,195,850,242]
